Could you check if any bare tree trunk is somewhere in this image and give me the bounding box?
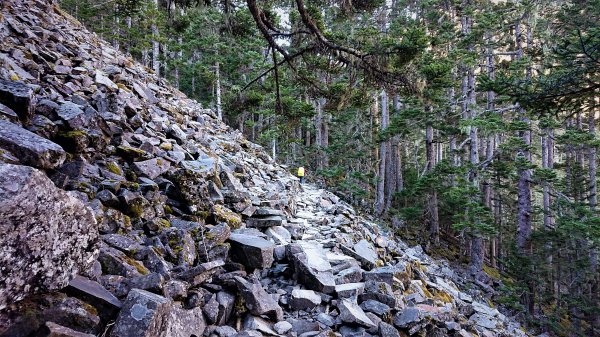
[375,90,389,216]
[125,16,132,54]
[216,61,222,120]
[152,24,160,76]
[426,119,439,245]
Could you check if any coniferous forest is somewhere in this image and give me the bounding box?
[57,0,600,335]
[0,0,597,336]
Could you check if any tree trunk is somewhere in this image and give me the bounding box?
[375,90,389,216]
[152,24,160,76]
[216,61,222,120]
[426,120,439,245]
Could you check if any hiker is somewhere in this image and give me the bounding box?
[297,166,305,184]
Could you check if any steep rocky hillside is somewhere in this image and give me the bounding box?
[0,1,530,337]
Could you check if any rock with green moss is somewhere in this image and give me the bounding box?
[168,168,211,211]
[160,228,197,267]
[116,145,150,161]
[210,205,241,229]
[97,246,148,278]
[117,189,152,220]
[197,224,230,262]
[55,130,89,153]
[105,160,124,176]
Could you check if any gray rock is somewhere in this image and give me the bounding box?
[247,215,284,228]
[393,307,422,328]
[243,316,278,336]
[316,313,335,327]
[164,304,206,337]
[133,158,171,179]
[214,325,238,337]
[287,242,336,294]
[43,322,96,337]
[228,233,275,269]
[378,322,400,337]
[290,289,322,310]
[274,321,293,334]
[287,318,321,335]
[175,260,225,286]
[360,300,390,316]
[215,291,236,325]
[469,313,498,329]
[163,280,188,300]
[335,282,365,298]
[0,120,66,169]
[335,266,363,285]
[95,71,118,90]
[234,276,283,321]
[265,226,292,244]
[126,273,165,294]
[354,240,378,267]
[338,299,376,328]
[168,124,188,144]
[56,102,89,130]
[110,289,170,337]
[364,264,410,286]
[0,80,34,121]
[65,276,122,319]
[0,163,98,310]
[360,281,396,308]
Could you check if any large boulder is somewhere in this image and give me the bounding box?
[0,120,66,169]
[0,163,99,310]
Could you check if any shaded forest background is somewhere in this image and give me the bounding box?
[58,0,600,335]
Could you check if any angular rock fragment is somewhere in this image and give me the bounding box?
[234,276,283,321]
[287,242,336,294]
[335,282,365,298]
[290,289,322,310]
[393,307,422,328]
[164,304,206,337]
[0,120,66,169]
[110,289,170,337]
[0,163,98,310]
[340,239,377,271]
[360,300,390,316]
[338,299,376,328]
[43,322,96,337]
[175,260,225,286]
[247,215,284,228]
[65,276,122,320]
[378,322,401,337]
[0,79,34,121]
[133,158,171,179]
[228,233,275,269]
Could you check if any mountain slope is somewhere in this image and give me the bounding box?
[0,1,530,337]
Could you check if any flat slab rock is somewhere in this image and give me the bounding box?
[0,163,98,310]
[0,120,66,169]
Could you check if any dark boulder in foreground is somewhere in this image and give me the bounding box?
[0,163,99,310]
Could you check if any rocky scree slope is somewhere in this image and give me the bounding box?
[0,1,529,337]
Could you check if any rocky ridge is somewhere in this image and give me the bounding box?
[0,1,529,337]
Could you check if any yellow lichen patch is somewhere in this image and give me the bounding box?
[159,142,173,151]
[124,256,149,275]
[106,161,123,176]
[211,205,241,228]
[483,265,501,279]
[432,289,453,304]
